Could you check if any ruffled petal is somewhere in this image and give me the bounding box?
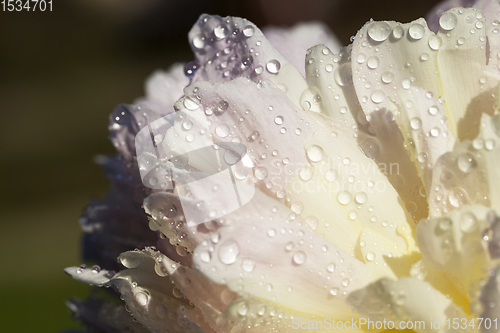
[417,205,492,301]
[188,14,289,84]
[428,114,500,217]
[347,277,474,333]
[285,113,418,273]
[64,265,114,286]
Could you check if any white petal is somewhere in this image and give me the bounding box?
[436,7,496,140]
[304,44,361,127]
[286,113,418,268]
[192,198,369,320]
[64,266,114,287]
[428,114,500,217]
[389,86,457,190]
[417,204,492,301]
[263,22,341,77]
[188,15,289,83]
[347,277,474,333]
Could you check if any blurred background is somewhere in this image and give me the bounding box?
[0,0,442,331]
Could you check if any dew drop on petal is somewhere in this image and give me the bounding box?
[428,35,442,50]
[410,117,422,130]
[439,12,458,31]
[370,90,385,104]
[392,26,404,39]
[327,263,336,273]
[360,137,380,158]
[381,71,394,83]
[324,169,337,182]
[366,252,375,262]
[214,24,228,39]
[291,202,304,214]
[355,192,368,204]
[274,116,283,125]
[254,167,268,180]
[218,239,239,265]
[292,251,307,265]
[337,191,352,205]
[367,56,379,69]
[330,288,339,296]
[428,105,438,115]
[215,124,230,138]
[266,59,281,74]
[243,25,255,37]
[408,23,424,40]
[299,166,313,181]
[448,187,468,208]
[457,153,476,173]
[368,22,391,42]
[306,145,324,162]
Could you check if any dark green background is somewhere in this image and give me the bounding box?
[0,0,441,332]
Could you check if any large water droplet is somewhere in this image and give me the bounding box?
[266,60,281,74]
[218,239,239,265]
[299,166,313,182]
[392,26,404,39]
[381,71,394,83]
[360,137,380,158]
[428,35,442,50]
[460,212,477,233]
[327,263,335,273]
[448,187,468,208]
[408,23,425,40]
[367,56,379,69]
[368,22,391,42]
[410,117,422,130]
[366,252,375,262]
[254,167,268,180]
[440,12,458,31]
[214,24,228,39]
[306,145,324,162]
[355,192,368,204]
[292,251,307,265]
[291,202,304,214]
[370,90,385,104]
[338,191,352,205]
[215,124,230,138]
[243,25,255,37]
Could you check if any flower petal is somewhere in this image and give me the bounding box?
[478,264,500,332]
[188,14,289,83]
[64,266,114,286]
[285,113,418,265]
[417,204,492,301]
[389,86,457,190]
[347,277,473,333]
[192,197,369,320]
[428,114,500,217]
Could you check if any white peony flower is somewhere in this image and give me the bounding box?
[66,1,500,332]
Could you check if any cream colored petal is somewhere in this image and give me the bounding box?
[304,44,361,127]
[389,86,457,190]
[428,114,500,217]
[347,277,474,333]
[192,198,369,320]
[417,204,492,301]
[436,7,497,141]
[285,113,419,277]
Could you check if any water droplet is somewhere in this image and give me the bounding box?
[291,202,304,214]
[408,23,424,40]
[267,228,276,238]
[428,105,438,115]
[274,116,283,125]
[192,35,205,49]
[135,292,150,306]
[341,278,350,287]
[458,37,465,45]
[367,56,379,69]
[381,71,394,83]
[439,218,451,230]
[254,167,268,180]
[330,288,339,296]
[428,35,442,50]
[430,127,440,137]
[285,241,294,252]
[306,145,324,162]
[338,191,352,205]
[370,90,385,104]
[325,64,334,72]
[368,22,391,42]
[299,166,313,182]
[420,53,429,61]
[457,153,476,173]
[366,252,375,261]
[410,117,422,130]
[355,192,368,204]
[200,251,211,263]
[460,212,477,233]
[243,25,255,37]
[215,124,230,138]
[392,26,404,39]
[112,104,131,125]
[448,187,468,208]
[360,137,380,158]
[218,239,239,265]
[238,302,248,316]
[439,12,458,30]
[266,60,281,74]
[292,251,307,265]
[327,263,336,273]
[402,78,411,89]
[214,24,228,39]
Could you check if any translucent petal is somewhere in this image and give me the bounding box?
[188,14,289,83]
[286,113,417,264]
[417,205,492,301]
[428,114,500,217]
[389,86,457,190]
[304,45,361,126]
[64,266,114,287]
[347,277,474,333]
[192,199,369,320]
